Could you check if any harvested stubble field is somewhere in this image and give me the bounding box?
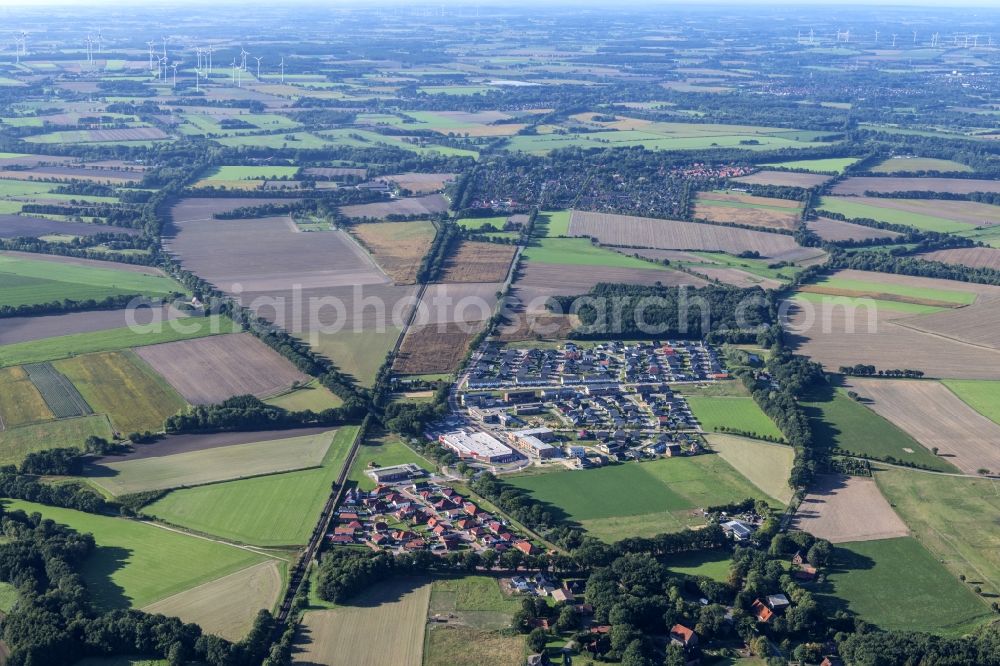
[394,321,484,374]
[831,176,1000,196]
[891,295,1000,351]
[338,193,449,219]
[96,425,338,463]
[0,165,143,183]
[705,434,795,504]
[425,626,524,666]
[143,560,284,642]
[164,212,387,294]
[821,196,1000,230]
[791,474,909,543]
[807,217,901,242]
[23,362,92,418]
[919,247,1000,270]
[511,260,704,313]
[415,283,502,325]
[0,306,182,347]
[567,210,809,260]
[378,172,456,193]
[169,197,299,225]
[26,127,169,143]
[0,414,112,466]
[295,578,431,666]
[0,366,53,430]
[845,378,1000,475]
[350,220,436,284]
[0,214,138,238]
[53,351,186,435]
[90,429,335,495]
[135,333,308,405]
[731,170,831,187]
[439,241,516,283]
[693,191,803,231]
[302,167,367,179]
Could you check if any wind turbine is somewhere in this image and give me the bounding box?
[96,29,103,54]
[913,30,917,45]
[171,61,179,88]
[240,47,248,71]
[147,40,156,70]
[231,58,237,84]
[874,30,879,44]
[162,36,168,60]
[254,56,262,80]
[891,34,898,47]
[279,56,285,83]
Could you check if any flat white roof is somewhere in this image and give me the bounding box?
[441,430,513,458]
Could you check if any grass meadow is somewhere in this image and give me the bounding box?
[941,379,1000,425]
[816,197,974,233]
[144,426,360,546]
[508,455,769,542]
[521,237,665,268]
[0,414,113,466]
[685,396,784,440]
[1,499,268,609]
[761,157,860,173]
[817,536,990,635]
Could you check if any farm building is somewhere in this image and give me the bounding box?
[439,430,517,463]
[365,463,424,485]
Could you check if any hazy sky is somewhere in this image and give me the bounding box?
[3,0,1000,6]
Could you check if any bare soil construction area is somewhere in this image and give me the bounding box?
[808,217,901,242]
[135,333,308,404]
[568,210,810,260]
[0,214,139,238]
[0,305,182,346]
[439,241,516,283]
[164,212,388,294]
[846,378,1000,475]
[831,177,1000,196]
[731,170,831,188]
[791,474,909,543]
[339,194,449,220]
[919,247,1000,271]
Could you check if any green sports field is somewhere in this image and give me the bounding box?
[817,536,990,635]
[508,455,770,542]
[816,197,973,233]
[1,499,268,609]
[800,383,953,472]
[521,237,665,269]
[685,396,784,440]
[941,380,1000,426]
[0,315,236,367]
[144,426,360,546]
[875,467,1000,598]
[0,253,181,308]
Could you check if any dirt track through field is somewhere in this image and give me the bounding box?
[791,474,909,543]
[845,378,1000,475]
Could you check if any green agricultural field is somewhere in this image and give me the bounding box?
[265,378,343,411]
[1,499,268,609]
[91,429,338,495]
[144,426,360,546]
[428,576,522,630]
[790,291,945,316]
[685,396,784,440]
[705,434,794,503]
[348,432,435,491]
[457,216,509,231]
[0,253,181,308]
[533,210,572,237]
[522,237,665,268]
[53,351,187,435]
[875,467,1000,597]
[803,274,975,306]
[816,197,973,233]
[761,157,860,173]
[870,157,972,173]
[817,536,990,635]
[681,251,801,281]
[307,328,402,387]
[663,549,733,582]
[0,414,113,466]
[0,314,236,367]
[957,225,1000,248]
[315,128,478,158]
[941,380,1000,425]
[0,365,55,428]
[800,384,953,472]
[194,165,299,187]
[508,455,771,542]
